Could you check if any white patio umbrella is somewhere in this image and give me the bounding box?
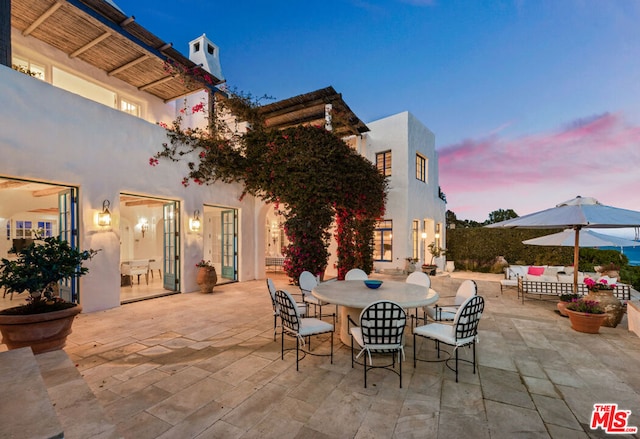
[522,229,639,249]
[487,196,640,291]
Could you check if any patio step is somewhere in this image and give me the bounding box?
[36,349,121,439]
[0,347,121,439]
[0,347,64,439]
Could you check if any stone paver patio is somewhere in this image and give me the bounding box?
[7,271,640,438]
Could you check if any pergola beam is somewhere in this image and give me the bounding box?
[108,54,149,76]
[69,31,110,58]
[23,0,64,36]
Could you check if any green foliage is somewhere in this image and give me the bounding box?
[486,209,518,224]
[154,90,387,281]
[0,237,99,313]
[576,248,628,272]
[621,266,640,291]
[446,228,638,285]
[566,299,604,314]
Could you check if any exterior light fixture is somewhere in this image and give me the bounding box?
[98,200,111,226]
[421,232,427,240]
[190,210,201,232]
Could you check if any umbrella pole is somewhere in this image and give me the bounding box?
[573,227,581,293]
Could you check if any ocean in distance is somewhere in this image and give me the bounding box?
[602,245,640,266]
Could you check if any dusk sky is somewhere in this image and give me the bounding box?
[113,0,640,223]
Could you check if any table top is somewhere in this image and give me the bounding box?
[312,279,439,309]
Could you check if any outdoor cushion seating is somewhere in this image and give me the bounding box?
[275,289,334,371]
[299,270,335,319]
[425,279,477,322]
[267,278,306,341]
[406,272,431,323]
[517,277,631,303]
[344,268,368,280]
[349,300,407,388]
[414,295,485,382]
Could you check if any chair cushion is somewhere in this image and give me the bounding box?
[304,296,328,306]
[425,306,456,321]
[350,327,402,351]
[298,318,333,337]
[414,323,475,347]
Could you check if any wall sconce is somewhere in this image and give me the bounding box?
[139,218,149,238]
[97,200,111,226]
[421,232,427,240]
[190,210,201,232]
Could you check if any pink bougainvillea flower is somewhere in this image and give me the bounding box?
[192,102,205,113]
[149,157,159,166]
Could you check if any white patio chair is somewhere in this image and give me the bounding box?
[413,295,485,382]
[424,279,476,322]
[406,271,431,325]
[274,289,334,371]
[267,278,306,341]
[345,268,368,280]
[299,270,334,319]
[349,300,407,388]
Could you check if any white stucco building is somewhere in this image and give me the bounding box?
[1,0,445,313]
[350,112,446,272]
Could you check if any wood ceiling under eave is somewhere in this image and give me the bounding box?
[11,0,223,102]
[259,86,369,137]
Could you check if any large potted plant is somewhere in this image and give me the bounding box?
[565,298,606,334]
[422,243,446,275]
[0,237,98,353]
[557,293,580,317]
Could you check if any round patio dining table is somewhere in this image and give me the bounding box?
[312,279,439,345]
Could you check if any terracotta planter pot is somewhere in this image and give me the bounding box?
[421,265,437,275]
[585,289,623,328]
[557,301,570,317]
[196,267,217,293]
[0,304,82,354]
[566,309,606,334]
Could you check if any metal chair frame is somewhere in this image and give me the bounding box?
[275,289,334,371]
[349,300,407,388]
[413,295,485,382]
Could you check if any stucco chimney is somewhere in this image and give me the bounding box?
[188,34,223,81]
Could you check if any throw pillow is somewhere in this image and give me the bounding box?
[527,266,545,276]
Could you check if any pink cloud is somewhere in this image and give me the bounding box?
[439,113,640,221]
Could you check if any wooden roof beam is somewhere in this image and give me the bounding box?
[139,75,174,91]
[32,187,62,197]
[23,0,64,36]
[70,31,111,58]
[108,53,149,76]
[0,181,29,189]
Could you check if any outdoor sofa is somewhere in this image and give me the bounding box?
[501,265,632,304]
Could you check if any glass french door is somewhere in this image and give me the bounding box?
[221,209,237,280]
[58,188,78,302]
[162,201,179,290]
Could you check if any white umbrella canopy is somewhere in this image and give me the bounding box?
[522,229,639,249]
[487,196,640,291]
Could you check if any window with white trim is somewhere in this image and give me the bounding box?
[373,220,393,262]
